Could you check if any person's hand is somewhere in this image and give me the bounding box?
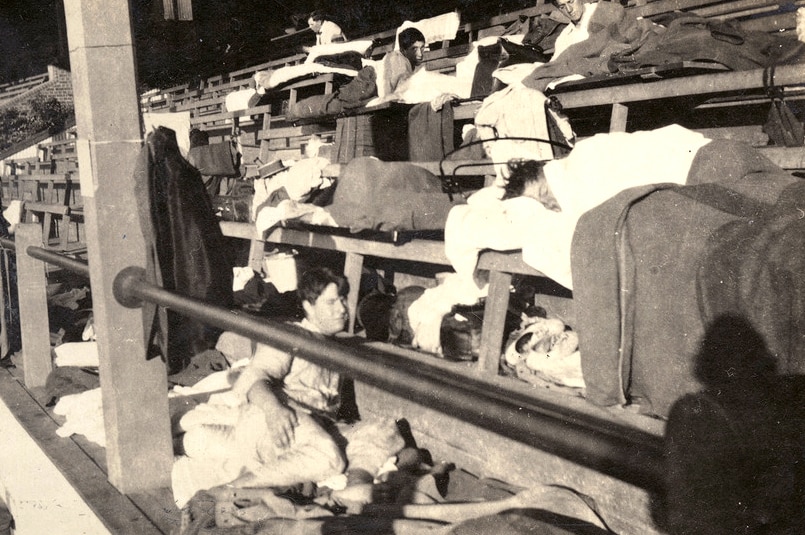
[266,404,298,449]
[430,92,458,112]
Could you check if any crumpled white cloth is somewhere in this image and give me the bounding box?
[224,88,258,113]
[53,388,105,447]
[475,83,559,163]
[395,12,461,49]
[53,341,99,368]
[253,63,362,93]
[2,200,21,234]
[407,272,487,355]
[445,187,556,282]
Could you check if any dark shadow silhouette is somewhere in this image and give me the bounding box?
[655,313,805,534]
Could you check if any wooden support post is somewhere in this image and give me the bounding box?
[610,103,628,133]
[0,249,9,357]
[343,252,364,334]
[15,224,52,388]
[477,269,512,375]
[65,0,173,492]
[247,235,265,273]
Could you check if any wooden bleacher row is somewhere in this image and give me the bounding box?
[220,219,545,376]
[140,0,803,110]
[138,0,803,167]
[1,136,83,253]
[0,72,49,103]
[140,0,803,117]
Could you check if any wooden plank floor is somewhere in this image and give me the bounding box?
[0,365,178,534]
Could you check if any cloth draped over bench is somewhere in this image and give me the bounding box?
[572,139,802,417]
[326,157,464,232]
[444,124,710,291]
[522,6,805,92]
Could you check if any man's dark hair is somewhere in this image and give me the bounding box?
[309,9,326,22]
[503,159,545,199]
[503,159,562,211]
[398,27,426,51]
[298,267,349,305]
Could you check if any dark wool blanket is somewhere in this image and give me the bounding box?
[571,140,799,417]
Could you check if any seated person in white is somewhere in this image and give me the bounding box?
[308,10,346,45]
[381,27,427,96]
[551,0,597,59]
[172,267,403,507]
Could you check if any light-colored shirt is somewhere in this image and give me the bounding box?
[552,2,598,60]
[316,20,346,45]
[247,318,341,415]
[381,49,415,97]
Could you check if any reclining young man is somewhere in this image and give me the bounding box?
[172,267,403,507]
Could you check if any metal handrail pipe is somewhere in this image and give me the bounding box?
[25,245,90,277]
[114,266,666,493]
[0,238,90,278]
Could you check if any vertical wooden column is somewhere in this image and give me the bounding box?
[343,252,364,334]
[15,224,52,388]
[478,270,513,375]
[64,0,173,492]
[610,103,629,133]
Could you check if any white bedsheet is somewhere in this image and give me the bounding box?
[447,124,711,290]
[254,63,359,93]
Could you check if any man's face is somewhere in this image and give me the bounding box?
[304,282,348,336]
[308,18,322,33]
[556,0,585,23]
[402,41,426,67]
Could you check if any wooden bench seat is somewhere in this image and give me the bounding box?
[20,201,85,253]
[219,220,556,377]
[447,63,805,139]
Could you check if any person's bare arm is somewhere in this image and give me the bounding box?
[232,344,298,448]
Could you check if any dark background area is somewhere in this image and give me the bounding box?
[0,0,533,90]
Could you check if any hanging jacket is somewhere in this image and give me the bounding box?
[134,127,234,374]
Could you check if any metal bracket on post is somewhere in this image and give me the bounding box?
[112,266,147,309]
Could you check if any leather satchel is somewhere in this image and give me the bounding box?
[211,178,254,222]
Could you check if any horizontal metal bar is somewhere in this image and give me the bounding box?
[25,246,90,277]
[114,266,665,493]
[0,237,89,278]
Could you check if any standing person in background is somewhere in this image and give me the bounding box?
[308,10,347,45]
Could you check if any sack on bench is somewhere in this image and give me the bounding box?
[287,66,377,121]
[211,178,254,222]
[325,157,462,232]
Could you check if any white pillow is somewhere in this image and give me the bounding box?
[304,40,375,65]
